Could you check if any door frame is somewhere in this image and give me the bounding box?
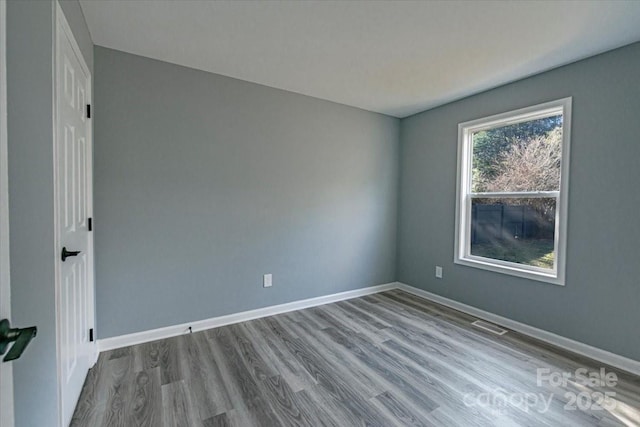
[0,0,15,426]
[53,3,96,426]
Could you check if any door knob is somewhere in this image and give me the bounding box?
[61,246,81,262]
[0,319,37,362]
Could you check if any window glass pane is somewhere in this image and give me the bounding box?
[471,115,562,192]
[470,197,556,269]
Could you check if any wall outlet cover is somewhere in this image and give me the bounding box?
[263,273,273,287]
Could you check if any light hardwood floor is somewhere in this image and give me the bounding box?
[71,290,640,426]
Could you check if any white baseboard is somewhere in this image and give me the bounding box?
[98,280,640,378]
[97,282,399,352]
[396,283,640,377]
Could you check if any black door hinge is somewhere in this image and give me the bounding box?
[86,104,91,119]
[88,217,92,231]
[89,328,94,342]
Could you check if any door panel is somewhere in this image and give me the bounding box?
[55,6,94,426]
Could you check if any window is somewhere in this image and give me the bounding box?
[455,98,571,285]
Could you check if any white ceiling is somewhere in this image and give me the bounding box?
[80,0,640,118]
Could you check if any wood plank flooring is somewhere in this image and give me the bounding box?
[71,290,640,426]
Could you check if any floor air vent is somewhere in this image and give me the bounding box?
[471,320,508,336]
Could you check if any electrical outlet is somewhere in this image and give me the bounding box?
[263,273,273,288]
[435,266,443,279]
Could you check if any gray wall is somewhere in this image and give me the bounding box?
[7,1,93,426]
[398,42,640,361]
[94,47,399,339]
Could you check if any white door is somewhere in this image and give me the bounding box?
[0,1,15,426]
[55,4,95,426]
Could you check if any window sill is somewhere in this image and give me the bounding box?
[454,256,564,286]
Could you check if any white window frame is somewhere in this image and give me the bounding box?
[454,97,571,286]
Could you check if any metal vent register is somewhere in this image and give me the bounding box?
[471,320,508,336]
